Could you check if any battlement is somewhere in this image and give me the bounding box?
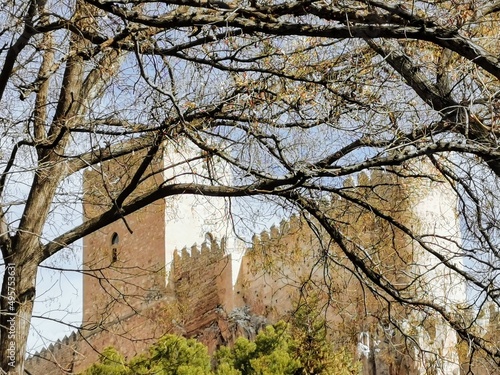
[26,331,79,374]
[29,330,78,361]
[171,234,227,274]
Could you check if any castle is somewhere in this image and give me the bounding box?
[25,142,478,374]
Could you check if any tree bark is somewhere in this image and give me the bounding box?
[0,257,37,374]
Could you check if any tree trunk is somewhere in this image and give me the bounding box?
[0,258,38,374]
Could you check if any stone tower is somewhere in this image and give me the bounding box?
[82,140,233,327]
[404,160,466,375]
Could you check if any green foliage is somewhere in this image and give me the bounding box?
[129,335,213,375]
[82,347,130,375]
[290,301,361,375]
[324,348,364,375]
[82,336,212,375]
[84,321,360,375]
[216,362,242,375]
[216,322,300,375]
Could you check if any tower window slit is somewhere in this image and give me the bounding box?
[111,233,119,262]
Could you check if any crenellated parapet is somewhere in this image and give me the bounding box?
[171,233,227,278]
[242,169,412,279]
[25,331,79,374]
[247,215,309,259]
